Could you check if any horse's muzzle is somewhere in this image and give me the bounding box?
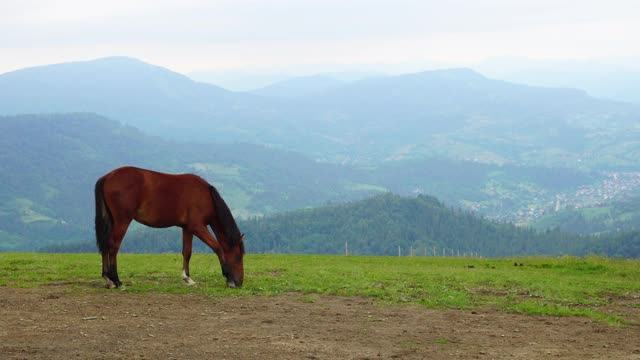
[227,277,243,288]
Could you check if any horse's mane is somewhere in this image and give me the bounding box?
[207,183,242,247]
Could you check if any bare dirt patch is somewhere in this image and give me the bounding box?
[1,286,639,359]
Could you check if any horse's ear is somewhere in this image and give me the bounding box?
[240,233,245,241]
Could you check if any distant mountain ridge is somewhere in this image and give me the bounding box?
[1,56,639,169]
[475,57,640,104]
[251,74,344,98]
[0,56,260,131]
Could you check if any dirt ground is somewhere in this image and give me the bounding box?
[1,286,639,360]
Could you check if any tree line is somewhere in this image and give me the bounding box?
[40,193,639,258]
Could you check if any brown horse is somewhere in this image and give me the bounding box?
[94,166,245,288]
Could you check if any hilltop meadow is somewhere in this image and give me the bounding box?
[1,252,639,358]
[2,253,638,324]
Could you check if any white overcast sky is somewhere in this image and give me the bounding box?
[1,0,639,74]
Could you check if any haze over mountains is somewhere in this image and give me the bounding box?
[475,57,640,105]
[2,56,640,255]
[1,112,606,249]
[2,56,639,168]
[0,113,379,250]
[190,58,640,105]
[251,74,345,98]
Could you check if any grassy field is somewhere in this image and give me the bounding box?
[1,253,638,325]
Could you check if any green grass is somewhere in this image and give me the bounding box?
[0,253,638,325]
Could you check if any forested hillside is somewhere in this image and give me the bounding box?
[41,193,639,258]
[0,113,378,250]
[240,193,638,257]
[241,193,586,257]
[2,113,639,251]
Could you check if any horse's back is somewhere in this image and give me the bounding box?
[100,166,212,227]
[102,166,206,189]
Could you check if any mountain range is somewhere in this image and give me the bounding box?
[2,57,640,254]
[475,57,640,105]
[3,113,640,253]
[251,74,344,98]
[2,56,639,167]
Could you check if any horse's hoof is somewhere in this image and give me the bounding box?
[104,277,116,289]
[181,270,196,286]
[182,278,197,286]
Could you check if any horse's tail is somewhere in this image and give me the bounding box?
[94,177,112,254]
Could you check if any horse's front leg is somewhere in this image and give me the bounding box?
[191,226,229,282]
[181,229,196,286]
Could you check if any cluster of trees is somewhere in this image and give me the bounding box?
[588,231,640,258]
[241,193,589,257]
[41,193,639,258]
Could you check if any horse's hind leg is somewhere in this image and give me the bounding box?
[104,221,129,288]
[181,229,196,286]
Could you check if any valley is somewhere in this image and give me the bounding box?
[1,58,639,256]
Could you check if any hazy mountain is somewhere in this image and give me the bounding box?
[188,70,291,91]
[2,57,639,168]
[506,70,640,105]
[2,58,640,255]
[0,56,277,137]
[251,74,344,98]
[291,68,640,166]
[475,57,640,104]
[189,67,383,91]
[1,113,620,251]
[0,113,381,250]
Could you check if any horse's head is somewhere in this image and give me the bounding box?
[221,233,245,288]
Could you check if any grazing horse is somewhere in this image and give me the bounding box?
[94,166,245,288]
